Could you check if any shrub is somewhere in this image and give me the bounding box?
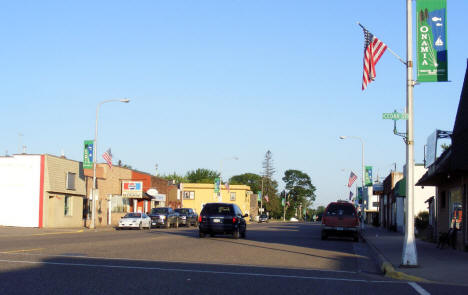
[415,211,429,231]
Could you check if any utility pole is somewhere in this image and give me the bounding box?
[402,0,418,266]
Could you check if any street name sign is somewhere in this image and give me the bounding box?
[382,112,409,120]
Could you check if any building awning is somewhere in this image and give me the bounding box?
[394,178,406,198]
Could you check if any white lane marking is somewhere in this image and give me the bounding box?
[0,252,357,274]
[0,258,400,284]
[408,282,431,295]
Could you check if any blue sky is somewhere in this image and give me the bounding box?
[1,1,467,207]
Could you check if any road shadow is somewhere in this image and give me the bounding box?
[0,254,400,295]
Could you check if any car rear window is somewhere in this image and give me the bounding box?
[202,205,233,216]
[151,208,169,214]
[175,209,189,214]
[326,204,356,217]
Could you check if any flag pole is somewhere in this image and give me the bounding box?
[357,22,407,66]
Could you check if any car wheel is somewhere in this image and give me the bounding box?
[199,231,205,238]
[353,234,359,242]
[233,229,240,239]
[321,231,327,240]
[241,230,246,239]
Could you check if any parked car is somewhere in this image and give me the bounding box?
[117,212,152,230]
[321,201,359,241]
[289,217,299,222]
[258,214,269,223]
[149,207,180,228]
[175,208,198,227]
[198,203,248,239]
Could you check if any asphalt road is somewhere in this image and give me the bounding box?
[0,222,466,294]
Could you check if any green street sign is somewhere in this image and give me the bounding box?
[382,112,408,120]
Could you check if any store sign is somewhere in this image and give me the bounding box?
[122,181,143,198]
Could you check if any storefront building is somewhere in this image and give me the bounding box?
[179,183,251,216]
[417,61,468,250]
[0,154,85,228]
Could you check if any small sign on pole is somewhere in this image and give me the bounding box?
[382,112,409,120]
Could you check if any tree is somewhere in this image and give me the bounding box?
[185,168,220,183]
[161,172,188,183]
[229,173,263,192]
[261,150,281,218]
[282,169,316,219]
[117,160,132,169]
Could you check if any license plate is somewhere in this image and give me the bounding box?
[336,227,344,231]
[213,218,221,223]
[152,222,156,225]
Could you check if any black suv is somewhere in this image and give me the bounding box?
[149,207,180,229]
[175,208,198,227]
[198,203,248,239]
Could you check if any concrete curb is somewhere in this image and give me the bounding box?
[360,232,431,283]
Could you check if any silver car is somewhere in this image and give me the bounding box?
[117,213,152,230]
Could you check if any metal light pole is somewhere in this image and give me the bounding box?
[218,156,238,202]
[90,98,130,229]
[402,0,418,266]
[340,135,365,229]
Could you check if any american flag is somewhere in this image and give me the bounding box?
[349,191,354,200]
[348,171,357,187]
[102,148,112,168]
[361,25,387,90]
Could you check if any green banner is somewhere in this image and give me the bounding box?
[257,191,262,201]
[365,166,373,186]
[83,140,94,169]
[416,0,447,82]
[282,198,285,206]
[214,178,220,193]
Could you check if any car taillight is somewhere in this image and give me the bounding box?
[198,215,202,223]
[232,217,237,223]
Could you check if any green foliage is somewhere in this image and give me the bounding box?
[282,169,316,213]
[161,172,188,183]
[415,211,429,231]
[186,168,220,183]
[229,173,263,192]
[440,143,451,151]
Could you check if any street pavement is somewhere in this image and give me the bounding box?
[0,222,466,294]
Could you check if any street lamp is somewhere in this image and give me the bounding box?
[339,135,365,230]
[90,98,130,229]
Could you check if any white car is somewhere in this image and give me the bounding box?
[117,213,152,230]
[289,217,299,222]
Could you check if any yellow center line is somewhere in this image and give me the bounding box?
[0,248,44,254]
[31,229,84,236]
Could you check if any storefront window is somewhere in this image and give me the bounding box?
[449,188,463,230]
[111,196,131,213]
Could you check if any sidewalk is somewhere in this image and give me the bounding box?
[361,225,468,285]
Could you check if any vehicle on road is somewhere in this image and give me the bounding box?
[117,213,152,230]
[198,203,248,239]
[175,208,198,227]
[258,214,269,223]
[149,207,180,228]
[290,217,299,222]
[321,201,359,241]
